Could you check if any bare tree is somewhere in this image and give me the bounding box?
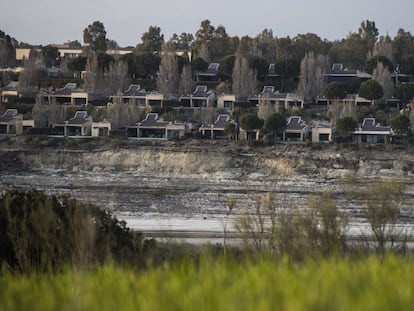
[373,62,393,103]
[327,101,357,126]
[232,56,257,100]
[32,102,81,128]
[83,55,104,95]
[109,102,141,129]
[198,42,211,63]
[372,38,393,61]
[104,59,129,96]
[18,51,45,92]
[340,102,357,120]
[157,42,179,99]
[179,63,195,95]
[257,97,276,120]
[308,191,348,256]
[296,52,329,102]
[342,174,407,255]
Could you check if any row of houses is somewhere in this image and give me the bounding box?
[4,80,389,112]
[0,107,395,144]
[0,81,305,111]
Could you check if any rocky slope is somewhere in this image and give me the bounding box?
[1,136,414,179]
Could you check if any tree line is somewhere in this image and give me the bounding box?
[2,19,414,95]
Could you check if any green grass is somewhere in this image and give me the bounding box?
[1,255,414,311]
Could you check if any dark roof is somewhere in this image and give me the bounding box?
[51,83,80,96]
[197,63,220,77]
[2,81,19,91]
[192,85,210,97]
[139,113,169,128]
[0,109,19,122]
[331,63,343,73]
[267,64,278,76]
[199,114,233,130]
[67,111,90,125]
[286,116,307,131]
[123,84,146,96]
[360,118,391,132]
[213,114,230,128]
[207,63,219,73]
[262,85,275,93]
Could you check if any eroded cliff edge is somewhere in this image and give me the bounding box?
[1,137,414,180]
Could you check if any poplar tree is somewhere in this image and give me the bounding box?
[373,62,393,103]
[157,42,179,99]
[296,52,328,102]
[83,55,104,95]
[179,63,195,95]
[232,56,257,100]
[105,59,129,95]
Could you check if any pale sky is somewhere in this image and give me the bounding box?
[1,0,413,47]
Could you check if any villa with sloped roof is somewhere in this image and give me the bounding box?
[353,118,393,144]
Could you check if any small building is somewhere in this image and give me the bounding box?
[324,63,372,84]
[53,111,92,137]
[0,109,23,134]
[283,116,310,142]
[146,93,164,107]
[127,113,187,140]
[166,122,188,140]
[109,84,147,106]
[353,118,393,144]
[264,64,281,84]
[217,93,236,110]
[196,63,220,82]
[0,82,19,103]
[239,128,261,141]
[42,83,88,105]
[199,114,236,139]
[257,86,304,111]
[92,121,111,137]
[180,85,216,108]
[311,122,333,143]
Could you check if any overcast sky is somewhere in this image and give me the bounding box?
[1,0,413,47]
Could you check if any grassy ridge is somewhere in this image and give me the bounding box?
[1,255,414,311]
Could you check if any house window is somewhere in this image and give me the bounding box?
[98,128,109,136]
[319,133,330,142]
[286,132,301,141]
[0,124,7,134]
[223,101,233,109]
[193,99,206,107]
[148,100,162,107]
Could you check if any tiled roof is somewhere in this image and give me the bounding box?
[2,81,19,91]
[359,118,391,132]
[197,63,220,76]
[286,116,307,131]
[261,85,275,93]
[67,111,90,125]
[268,64,277,76]
[213,114,230,128]
[139,113,170,128]
[0,109,19,122]
[49,83,80,96]
[123,84,146,96]
[192,85,210,98]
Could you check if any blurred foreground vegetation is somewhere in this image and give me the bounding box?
[1,256,414,311]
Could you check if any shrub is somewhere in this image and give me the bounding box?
[0,189,145,272]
